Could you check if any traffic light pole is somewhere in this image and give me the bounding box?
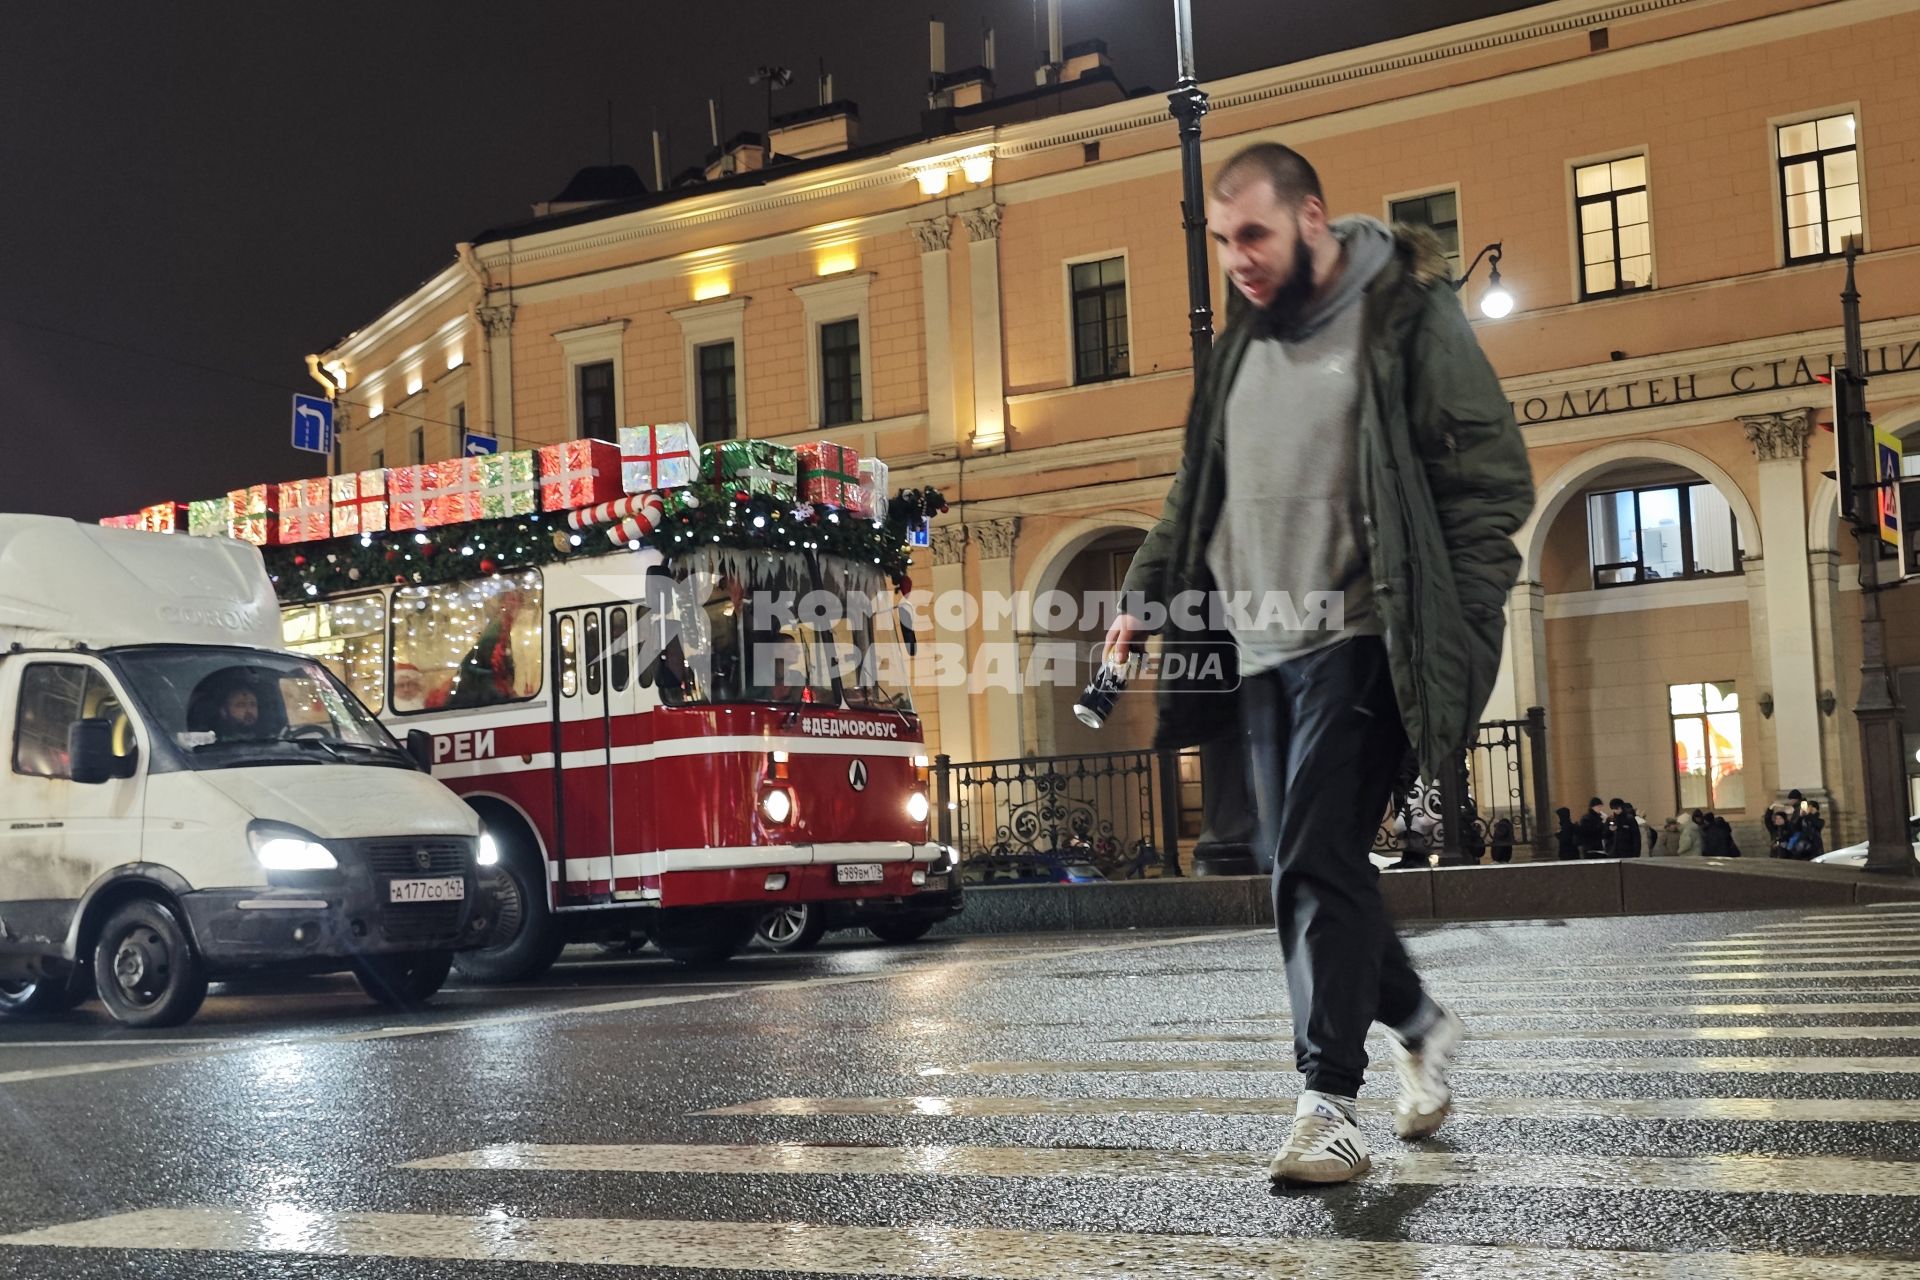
[1837,244,1915,875]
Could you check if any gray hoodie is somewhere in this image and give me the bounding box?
[1206,216,1396,675]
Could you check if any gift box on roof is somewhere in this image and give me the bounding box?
[854,458,888,520]
[99,513,142,529]
[795,441,862,510]
[423,458,481,528]
[473,450,539,519]
[138,502,188,534]
[386,464,431,532]
[226,484,280,546]
[276,478,332,544]
[330,469,388,537]
[618,422,699,494]
[701,439,797,500]
[538,439,623,512]
[187,498,227,538]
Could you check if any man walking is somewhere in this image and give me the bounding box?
[1105,142,1533,1185]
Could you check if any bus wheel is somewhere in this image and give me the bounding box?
[653,910,757,968]
[867,918,936,944]
[354,951,453,1007]
[755,904,827,952]
[92,900,208,1028]
[453,826,564,984]
[0,976,86,1018]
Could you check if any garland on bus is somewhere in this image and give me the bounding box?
[260,483,947,603]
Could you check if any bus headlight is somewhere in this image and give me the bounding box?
[247,822,338,871]
[477,832,500,867]
[906,791,930,823]
[762,787,794,825]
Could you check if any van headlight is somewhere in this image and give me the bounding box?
[247,822,338,871]
[477,832,500,867]
[906,791,930,823]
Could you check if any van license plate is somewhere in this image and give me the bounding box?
[389,877,466,904]
[835,863,884,884]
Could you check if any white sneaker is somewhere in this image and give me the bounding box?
[1268,1093,1371,1185]
[1388,1006,1463,1140]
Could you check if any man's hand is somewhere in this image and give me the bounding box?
[1102,613,1146,668]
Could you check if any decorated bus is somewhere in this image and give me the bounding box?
[115,428,960,979]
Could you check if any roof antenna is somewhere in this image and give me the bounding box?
[605,98,614,167]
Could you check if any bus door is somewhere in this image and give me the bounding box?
[552,606,612,899]
[600,603,651,898]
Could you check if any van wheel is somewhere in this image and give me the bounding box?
[354,951,453,1007]
[653,910,756,967]
[92,900,208,1028]
[452,840,564,984]
[0,977,86,1018]
[755,904,827,952]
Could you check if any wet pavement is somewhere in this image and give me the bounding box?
[3,905,1920,1276]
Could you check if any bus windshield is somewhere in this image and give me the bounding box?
[653,575,834,708]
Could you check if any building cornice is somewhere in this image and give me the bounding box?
[325,263,472,367]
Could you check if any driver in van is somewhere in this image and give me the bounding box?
[218,687,261,738]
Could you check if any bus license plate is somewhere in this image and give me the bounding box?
[835,863,885,884]
[389,877,466,904]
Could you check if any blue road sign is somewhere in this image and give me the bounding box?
[291,394,334,454]
[463,432,499,456]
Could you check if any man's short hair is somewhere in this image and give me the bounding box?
[1212,142,1323,208]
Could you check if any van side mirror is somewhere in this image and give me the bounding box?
[405,729,435,773]
[68,719,132,785]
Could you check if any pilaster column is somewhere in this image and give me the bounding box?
[972,516,1022,760]
[929,526,974,763]
[911,218,960,456]
[961,205,1006,452]
[477,303,516,447]
[1741,409,1825,795]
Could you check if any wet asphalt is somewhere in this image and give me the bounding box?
[1,907,1919,1277]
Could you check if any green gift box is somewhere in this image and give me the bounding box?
[473,450,538,519]
[187,498,227,538]
[702,440,797,500]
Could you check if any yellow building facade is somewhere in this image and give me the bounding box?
[322,0,1920,848]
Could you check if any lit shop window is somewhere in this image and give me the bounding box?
[281,592,389,715]
[391,570,543,714]
[1670,681,1744,811]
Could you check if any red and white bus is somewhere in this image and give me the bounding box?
[279,546,958,979]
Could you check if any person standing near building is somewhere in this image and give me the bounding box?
[1104,142,1534,1186]
[1677,810,1705,857]
[1578,797,1609,857]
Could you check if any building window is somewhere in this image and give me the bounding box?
[577,360,616,442]
[1779,113,1860,264]
[1587,481,1740,588]
[453,402,466,433]
[1574,156,1652,298]
[1389,190,1461,279]
[409,426,425,464]
[371,449,385,470]
[1670,681,1744,811]
[819,319,862,426]
[697,341,737,443]
[391,570,543,713]
[1070,257,1130,384]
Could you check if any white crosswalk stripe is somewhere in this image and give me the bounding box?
[9,1206,1919,1279]
[1120,1024,1920,1043]
[936,1055,1920,1075]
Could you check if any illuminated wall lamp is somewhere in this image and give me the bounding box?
[961,153,994,185]
[915,167,950,197]
[406,372,424,396]
[446,352,464,370]
[692,276,733,301]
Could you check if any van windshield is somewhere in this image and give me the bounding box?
[110,647,412,771]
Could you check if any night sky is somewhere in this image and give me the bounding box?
[0,0,1533,521]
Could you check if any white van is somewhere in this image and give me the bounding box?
[0,516,493,1027]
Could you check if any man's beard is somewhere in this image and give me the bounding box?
[1252,235,1316,335]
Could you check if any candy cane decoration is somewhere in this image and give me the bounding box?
[603,493,666,546]
[567,493,663,531]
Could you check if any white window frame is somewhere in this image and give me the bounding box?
[1384,183,1464,280]
[555,319,628,441]
[1768,103,1867,268]
[435,364,471,456]
[1564,147,1655,302]
[1061,249,1133,387]
[670,297,749,439]
[794,273,873,429]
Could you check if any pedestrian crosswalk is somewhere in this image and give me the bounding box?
[7,905,1920,1277]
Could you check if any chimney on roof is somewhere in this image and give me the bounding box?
[769,100,860,160]
[704,131,769,181]
[1062,38,1112,83]
[930,22,996,109]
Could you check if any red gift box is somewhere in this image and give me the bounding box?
[386,465,431,532]
[276,478,333,544]
[226,485,280,546]
[795,440,863,510]
[538,440,623,512]
[138,502,188,533]
[100,513,143,530]
[423,459,482,527]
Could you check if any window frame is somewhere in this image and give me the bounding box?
[1063,250,1132,386]
[1385,185,1463,281]
[793,274,873,430]
[11,660,136,781]
[1668,680,1745,813]
[554,319,628,442]
[1772,107,1865,266]
[818,317,863,427]
[1568,151,1654,301]
[672,297,749,441]
[1586,481,1743,589]
[695,341,738,443]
